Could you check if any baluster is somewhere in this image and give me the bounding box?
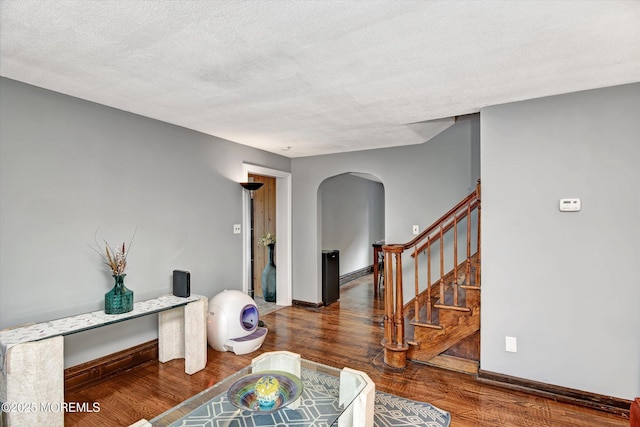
[466,203,471,286]
[413,246,419,322]
[453,215,459,306]
[426,238,432,323]
[476,195,481,287]
[439,226,445,305]
[476,182,481,287]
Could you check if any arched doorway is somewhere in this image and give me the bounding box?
[318,172,384,302]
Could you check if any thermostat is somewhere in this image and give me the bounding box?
[559,198,581,212]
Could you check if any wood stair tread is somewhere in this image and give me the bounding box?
[434,303,471,312]
[424,354,479,375]
[409,320,443,329]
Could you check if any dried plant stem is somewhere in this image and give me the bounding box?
[91,228,136,276]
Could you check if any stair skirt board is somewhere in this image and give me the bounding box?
[408,331,479,371]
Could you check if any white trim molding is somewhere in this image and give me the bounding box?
[242,163,292,307]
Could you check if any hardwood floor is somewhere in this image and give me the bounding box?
[65,275,628,426]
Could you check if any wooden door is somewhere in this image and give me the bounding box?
[250,174,276,298]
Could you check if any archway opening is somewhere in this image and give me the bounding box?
[318,172,385,302]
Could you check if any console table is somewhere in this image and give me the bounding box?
[0,294,208,427]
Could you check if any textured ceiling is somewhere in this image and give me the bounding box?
[1,1,639,157]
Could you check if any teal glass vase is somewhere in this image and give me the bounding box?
[261,244,276,302]
[105,274,134,314]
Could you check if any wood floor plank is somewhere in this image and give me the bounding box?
[65,275,628,426]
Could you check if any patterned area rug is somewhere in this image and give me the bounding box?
[166,368,451,427]
[373,391,451,427]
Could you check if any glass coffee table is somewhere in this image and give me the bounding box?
[134,351,375,427]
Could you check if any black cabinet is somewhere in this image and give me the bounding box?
[322,250,340,305]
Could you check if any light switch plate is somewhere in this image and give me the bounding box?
[505,336,517,353]
[233,224,241,234]
[412,225,419,235]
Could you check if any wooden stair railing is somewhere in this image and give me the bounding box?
[382,181,481,369]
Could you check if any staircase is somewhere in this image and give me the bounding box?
[381,182,481,371]
[406,254,480,373]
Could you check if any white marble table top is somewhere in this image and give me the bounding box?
[0,294,205,373]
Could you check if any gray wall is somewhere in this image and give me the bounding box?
[480,83,640,400]
[320,174,385,275]
[292,115,480,303]
[0,78,290,367]
[8,75,631,400]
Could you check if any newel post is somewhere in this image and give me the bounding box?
[381,244,409,369]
